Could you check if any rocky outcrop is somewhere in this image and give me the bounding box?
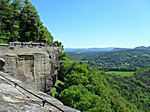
[0,44,62,92]
[0,43,80,112]
[0,72,79,112]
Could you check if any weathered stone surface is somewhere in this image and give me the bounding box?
[0,45,62,92]
[0,72,80,112]
[0,44,80,112]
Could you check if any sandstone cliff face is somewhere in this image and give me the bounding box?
[0,44,80,112]
[0,72,79,112]
[0,45,61,92]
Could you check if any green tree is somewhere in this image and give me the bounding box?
[0,0,23,42]
[38,25,53,45]
[60,84,88,107]
[0,0,12,43]
[55,53,135,112]
[0,0,54,44]
[19,0,40,42]
[9,0,22,41]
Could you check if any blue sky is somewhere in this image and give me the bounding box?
[30,0,150,48]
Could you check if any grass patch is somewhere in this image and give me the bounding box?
[105,71,135,77]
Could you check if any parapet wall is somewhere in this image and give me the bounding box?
[0,42,63,92]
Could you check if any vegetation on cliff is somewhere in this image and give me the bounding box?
[55,52,150,112]
[0,0,53,45]
[52,53,144,112]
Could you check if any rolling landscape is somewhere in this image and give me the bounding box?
[64,47,150,111]
[0,0,150,112]
[67,46,150,71]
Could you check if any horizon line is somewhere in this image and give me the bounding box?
[64,46,150,49]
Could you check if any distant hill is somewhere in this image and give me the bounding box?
[65,46,150,52]
[67,48,150,71]
[112,48,130,51]
[65,47,119,52]
[134,46,150,50]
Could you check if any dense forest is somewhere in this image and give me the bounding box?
[67,49,150,71]
[1,1,150,112]
[105,68,150,111]
[0,0,55,45]
[51,53,150,112]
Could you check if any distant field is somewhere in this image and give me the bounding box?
[105,71,135,76]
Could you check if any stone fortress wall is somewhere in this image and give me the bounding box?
[0,42,63,92]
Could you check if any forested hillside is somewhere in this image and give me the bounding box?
[54,53,137,112]
[52,53,150,112]
[105,68,150,112]
[67,49,150,71]
[0,0,53,44]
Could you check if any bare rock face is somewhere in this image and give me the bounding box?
[0,44,62,92]
[0,72,80,112]
[0,44,80,112]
